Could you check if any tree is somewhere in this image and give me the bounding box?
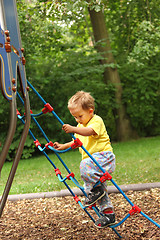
[88,6,136,141]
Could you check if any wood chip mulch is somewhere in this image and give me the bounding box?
[0,188,159,240]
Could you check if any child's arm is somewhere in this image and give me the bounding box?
[53,141,73,150]
[62,124,96,136]
[53,124,96,150]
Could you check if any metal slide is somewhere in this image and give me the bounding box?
[0,0,30,216]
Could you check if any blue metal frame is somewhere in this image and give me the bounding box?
[0,0,30,217]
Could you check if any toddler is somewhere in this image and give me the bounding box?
[53,91,116,228]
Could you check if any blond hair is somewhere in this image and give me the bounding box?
[68,91,95,110]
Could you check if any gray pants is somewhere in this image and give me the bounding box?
[80,151,116,211]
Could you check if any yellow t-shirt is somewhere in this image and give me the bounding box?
[75,114,113,159]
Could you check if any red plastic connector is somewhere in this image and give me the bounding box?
[73,195,80,203]
[129,204,141,216]
[66,172,75,180]
[54,168,61,176]
[34,139,41,148]
[100,171,112,183]
[45,141,54,149]
[16,109,21,116]
[71,138,83,149]
[42,103,53,114]
[88,203,96,209]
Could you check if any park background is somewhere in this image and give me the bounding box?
[0,0,160,194]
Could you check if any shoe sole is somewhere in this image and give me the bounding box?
[85,191,106,207]
[94,221,115,229]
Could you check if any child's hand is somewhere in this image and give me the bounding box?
[53,142,65,150]
[62,124,75,133]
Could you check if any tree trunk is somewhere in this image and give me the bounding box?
[88,8,136,141]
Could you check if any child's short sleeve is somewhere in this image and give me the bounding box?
[87,115,103,137]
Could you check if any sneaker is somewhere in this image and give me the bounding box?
[95,213,115,228]
[85,186,105,207]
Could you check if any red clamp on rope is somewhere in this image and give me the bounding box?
[16,109,21,116]
[34,139,41,148]
[129,204,141,216]
[42,103,53,114]
[54,168,61,176]
[89,203,96,209]
[71,138,83,149]
[45,141,54,149]
[73,195,80,203]
[100,171,112,183]
[66,172,75,180]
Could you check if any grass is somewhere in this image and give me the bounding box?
[0,136,160,195]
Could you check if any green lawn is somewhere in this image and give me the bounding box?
[0,136,160,195]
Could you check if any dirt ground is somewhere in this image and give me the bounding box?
[0,188,159,240]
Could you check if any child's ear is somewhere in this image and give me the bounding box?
[89,108,94,114]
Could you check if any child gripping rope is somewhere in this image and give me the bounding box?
[53,91,116,228]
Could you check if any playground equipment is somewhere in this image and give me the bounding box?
[16,80,160,238]
[0,1,159,238]
[0,0,30,216]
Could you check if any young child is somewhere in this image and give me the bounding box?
[53,91,116,228]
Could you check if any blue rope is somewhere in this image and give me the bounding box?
[112,228,123,238]
[27,81,46,105]
[140,211,160,228]
[48,145,72,153]
[31,112,44,117]
[17,92,50,142]
[110,214,130,228]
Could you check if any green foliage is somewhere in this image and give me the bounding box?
[0,99,10,139]
[1,0,160,161]
[5,134,35,161]
[103,0,160,57]
[16,0,117,147]
[128,21,160,66]
[121,21,160,136]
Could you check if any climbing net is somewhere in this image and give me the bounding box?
[17,80,160,238]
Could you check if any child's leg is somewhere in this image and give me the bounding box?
[80,151,115,191]
[80,152,116,227]
[97,182,113,212]
[80,151,115,206]
[96,182,115,228]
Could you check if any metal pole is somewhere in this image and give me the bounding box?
[0,91,30,217]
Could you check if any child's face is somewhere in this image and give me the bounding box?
[69,107,94,125]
